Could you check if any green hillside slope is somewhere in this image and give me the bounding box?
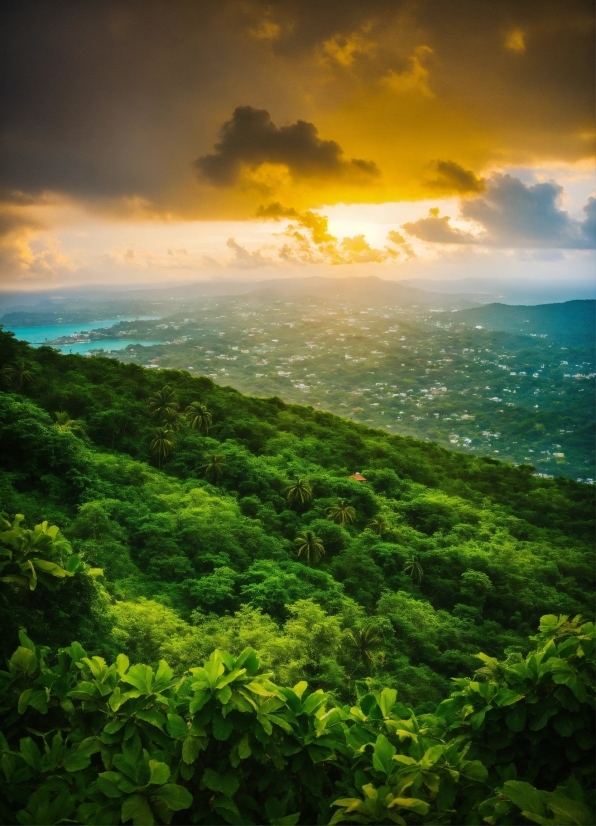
[1,327,594,824]
[446,300,595,347]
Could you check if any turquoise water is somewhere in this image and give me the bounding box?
[47,340,162,354]
[4,317,161,354]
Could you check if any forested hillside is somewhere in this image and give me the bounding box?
[448,301,595,348]
[0,327,594,824]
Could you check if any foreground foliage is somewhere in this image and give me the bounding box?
[0,613,593,825]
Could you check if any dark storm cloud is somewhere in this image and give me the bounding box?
[255,202,300,219]
[461,174,595,248]
[0,0,593,212]
[194,106,379,185]
[428,161,486,194]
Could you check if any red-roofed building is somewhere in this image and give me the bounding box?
[348,472,367,482]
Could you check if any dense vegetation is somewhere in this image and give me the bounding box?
[0,326,594,823]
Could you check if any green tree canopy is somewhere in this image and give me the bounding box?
[326,499,356,526]
[294,530,325,566]
[202,453,227,484]
[150,427,175,470]
[185,401,212,434]
[286,478,313,509]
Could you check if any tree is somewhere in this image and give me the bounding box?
[294,530,325,565]
[147,385,179,424]
[326,499,356,526]
[161,407,181,431]
[404,554,424,585]
[150,427,174,470]
[54,411,86,438]
[343,624,384,674]
[286,478,313,509]
[460,569,493,610]
[185,401,212,434]
[202,453,227,484]
[2,360,33,391]
[0,364,15,388]
[367,516,389,536]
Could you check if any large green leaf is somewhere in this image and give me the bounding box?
[420,745,444,770]
[502,781,546,817]
[63,749,91,772]
[97,773,124,798]
[547,797,594,825]
[121,794,154,825]
[182,735,204,764]
[166,714,188,738]
[19,737,42,771]
[460,760,488,782]
[212,712,234,741]
[234,647,260,675]
[151,784,193,812]
[148,760,170,786]
[505,704,526,732]
[10,646,37,676]
[121,664,154,694]
[136,710,165,731]
[372,734,396,777]
[377,688,397,718]
[202,767,240,798]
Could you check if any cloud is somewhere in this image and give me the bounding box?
[226,237,271,268]
[400,176,596,250]
[257,202,405,264]
[248,18,282,42]
[428,160,486,194]
[579,196,596,247]
[505,28,526,54]
[340,234,391,263]
[0,1,593,226]
[386,229,415,258]
[402,208,476,244]
[255,202,299,219]
[461,174,595,248]
[322,28,375,67]
[382,45,434,97]
[0,229,75,281]
[194,106,380,186]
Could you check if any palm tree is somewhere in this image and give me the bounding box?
[367,516,389,536]
[326,499,356,526]
[344,625,384,674]
[202,453,226,484]
[150,427,175,470]
[147,385,179,424]
[12,360,33,391]
[185,401,212,433]
[294,530,325,565]
[161,407,181,431]
[0,364,15,387]
[286,478,313,509]
[404,554,424,585]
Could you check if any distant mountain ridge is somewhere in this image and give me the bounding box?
[0,276,487,325]
[444,300,595,347]
[244,275,482,308]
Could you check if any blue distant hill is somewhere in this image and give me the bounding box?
[445,299,595,347]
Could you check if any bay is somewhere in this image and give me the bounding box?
[3,317,162,353]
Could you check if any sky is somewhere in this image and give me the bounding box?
[0,0,594,292]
